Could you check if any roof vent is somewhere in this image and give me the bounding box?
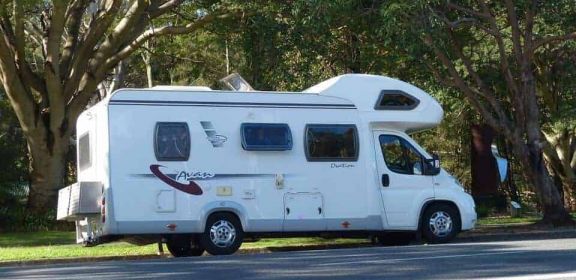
[220,73,254,91]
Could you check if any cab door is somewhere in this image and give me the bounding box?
[373,131,435,229]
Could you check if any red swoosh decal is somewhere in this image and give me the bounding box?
[150,164,203,195]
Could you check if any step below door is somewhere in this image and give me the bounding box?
[283,192,326,231]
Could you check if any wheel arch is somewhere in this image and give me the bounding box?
[418,200,462,232]
[199,201,247,232]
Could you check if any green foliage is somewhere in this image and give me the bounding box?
[0,93,29,231]
[475,204,491,218]
[0,90,69,231]
[413,86,476,190]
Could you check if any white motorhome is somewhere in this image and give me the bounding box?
[57,74,477,256]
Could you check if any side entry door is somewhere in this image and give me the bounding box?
[373,131,435,229]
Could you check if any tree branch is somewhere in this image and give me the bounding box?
[446,2,491,18]
[477,0,526,136]
[73,0,152,104]
[63,0,122,100]
[13,1,25,62]
[1,3,45,96]
[449,30,511,131]
[66,75,101,133]
[100,11,249,74]
[69,9,250,122]
[0,3,44,97]
[150,0,184,18]
[523,0,536,59]
[0,25,37,131]
[426,63,456,88]
[534,31,576,50]
[422,34,509,137]
[25,19,45,55]
[93,0,149,61]
[60,0,90,77]
[24,26,43,48]
[503,0,524,64]
[44,1,68,134]
[568,131,576,170]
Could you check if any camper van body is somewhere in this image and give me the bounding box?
[58,74,476,255]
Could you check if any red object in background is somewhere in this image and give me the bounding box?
[471,124,499,197]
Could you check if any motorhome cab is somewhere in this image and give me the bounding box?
[57,74,477,256]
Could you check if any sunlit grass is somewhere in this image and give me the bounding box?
[477,212,576,226]
[0,243,158,262]
[476,216,540,226]
[0,231,365,262]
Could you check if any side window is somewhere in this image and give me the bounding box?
[375,90,419,110]
[241,123,293,151]
[78,133,91,171]
[155,122,190,161]
[379,135,424,175]
[305,124,359,161]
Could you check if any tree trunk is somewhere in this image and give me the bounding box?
[562,180,576,211]
[513,139,573,226]
[518,49,573,225]
[141,42,153,88]
[146,62,154,88]
[26,131,69,214]
[543,129,576,211]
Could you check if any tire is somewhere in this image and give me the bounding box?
[375,232,413,246]
[166,234,205,257]
[200,212,244,255]
[421,204,460,244]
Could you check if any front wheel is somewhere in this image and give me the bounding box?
[200,213,244,255]
[422,204,460,244]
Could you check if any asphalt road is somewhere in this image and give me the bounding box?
[2,238,576,280]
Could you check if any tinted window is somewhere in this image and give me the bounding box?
[375,90,419,110]
[241,123,292,151]
[306,124,358,161]
[78,133,91,171]
[379,135,425,175]
[155,122,190,161]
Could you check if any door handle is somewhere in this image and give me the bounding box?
[381,174,390,187]
[318,207,322,215]
[286,208,290,215]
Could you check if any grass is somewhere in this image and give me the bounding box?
[477,212,576,226]
[476,216,540,226]
[1,213,574,263]
[1,242,159,262]
[0,231,364,262]
[0,231,75,247]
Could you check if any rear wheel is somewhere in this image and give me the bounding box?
[200,212,244,255]
[374,232,413,246]
[166,234,205,257]
[421,204,460,243]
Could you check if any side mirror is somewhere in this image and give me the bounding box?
[423,153,441,175]
[432,153,440,169]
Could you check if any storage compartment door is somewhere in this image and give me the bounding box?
[283,192,326,231]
